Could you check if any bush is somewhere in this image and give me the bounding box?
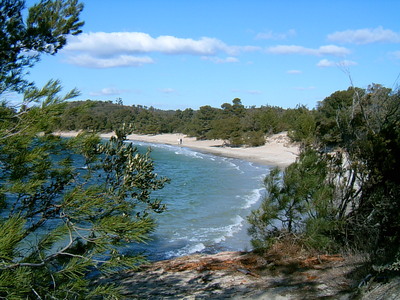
[243,131,265,147]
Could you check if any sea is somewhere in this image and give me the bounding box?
[126,140,271,261]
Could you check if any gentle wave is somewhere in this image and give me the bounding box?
[131,140,214,161]
[165,243,206,259]
[241,188,265,209]
[126,140,270,260]
[213,215,245,243]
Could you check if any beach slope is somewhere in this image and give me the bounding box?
[56,131,299,168]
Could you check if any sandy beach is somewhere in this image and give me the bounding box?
[55,131,299,168]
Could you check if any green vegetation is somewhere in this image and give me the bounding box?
[0,1,168,298]
[248,83,400,278]
[0,0,84,95]
[52,98,311,147]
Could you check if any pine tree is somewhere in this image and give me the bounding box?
[0,1,169,297]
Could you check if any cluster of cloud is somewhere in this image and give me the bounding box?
[89,87,128,97]
[328,26,400,44]
[64,32,255,68]
[317,59,357,68]
[267,45,350,56]
[63,26,399,70]
[68,53,154,68]
[66,32,234,56]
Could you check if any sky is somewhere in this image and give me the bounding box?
[26,0,400,110]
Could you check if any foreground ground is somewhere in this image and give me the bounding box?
[103,242,399,300]
[112,251,354,299]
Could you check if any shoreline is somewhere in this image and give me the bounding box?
[55,131,299,168]
[55,131,391,299]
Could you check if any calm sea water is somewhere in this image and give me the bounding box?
[127,141,271,261]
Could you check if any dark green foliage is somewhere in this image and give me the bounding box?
[56,100,137,132]
[0,101,169,298]
[242,131,265,147]
[254,105,288,134]
[188,105,219,139]
[248,148,336,252]
[315,87,357,146]
[337,85,400,266]
[248,84,400,274]
[0,0,84,94]
[0,87,165,298]
[53,98,311,147]
[285,105,316,144]
[0,1,170,297]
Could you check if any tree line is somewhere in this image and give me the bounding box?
[53,98,314,147]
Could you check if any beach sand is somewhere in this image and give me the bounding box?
[54,131,299,168]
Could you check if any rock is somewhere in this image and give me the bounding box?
[359,277,400,300]
[103,251,370,299]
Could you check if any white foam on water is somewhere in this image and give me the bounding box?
[242,188,265,209]
[165,243,206,259]
[213,215,245,243]
[221,158,242,172]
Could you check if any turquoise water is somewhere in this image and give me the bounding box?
[127,141,271,260]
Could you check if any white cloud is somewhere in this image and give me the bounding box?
[327,26,400,44]
[201,56,239,64]
[317,59,336,67]
[287,69,302,74]
[256,29,296,40]
[65,32,246,57]
[64,31,259,68]
[89,87,127,97]
[67,54,154,68]
[267,45,350,56]
[317,59,357,68]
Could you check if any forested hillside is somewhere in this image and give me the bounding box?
[53,98,314,147]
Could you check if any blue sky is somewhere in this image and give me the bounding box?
[27,0,400,110]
